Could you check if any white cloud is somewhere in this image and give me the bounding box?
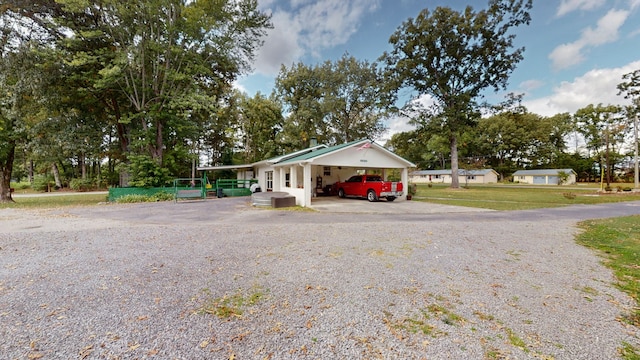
[548,42,586,70]
[557,0,605,17]
[252,0,379,76]
[254,11,304,75]
[519,79,545,92]
[523,61,640,116]
[549,8,629,70]
[380,115,416,144]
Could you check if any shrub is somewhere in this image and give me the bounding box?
[150,192,175,202]
[118,155,171,188]
[69,178,95,192]
[563,192,576,200]
[114,192,174,203]
[10,181,31,190]
[32,175,56,192]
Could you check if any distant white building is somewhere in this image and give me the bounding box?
[512,169,577,185]
[410,169,499,184]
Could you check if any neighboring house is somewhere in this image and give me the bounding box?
[511,169,577,185]
[410,169,499,185]
[198,139,416,207]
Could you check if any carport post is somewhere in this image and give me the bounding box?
[302,163,312,207]
[402,168,409,201]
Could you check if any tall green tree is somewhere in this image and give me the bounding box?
[276,54,390,149]
[0,0,60,202]
[55,0,271,184]
[275,62,326,150]
[239,92,284,163]
[381,0,532,188]
[618,69,640,187]
[573,104,628,186]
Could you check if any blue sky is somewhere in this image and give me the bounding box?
[236,0,640,141]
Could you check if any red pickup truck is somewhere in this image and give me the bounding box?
[335,174,403,202]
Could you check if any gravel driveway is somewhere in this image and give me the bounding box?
[1,198,640,359]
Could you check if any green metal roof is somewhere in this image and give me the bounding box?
[274,139,369,165]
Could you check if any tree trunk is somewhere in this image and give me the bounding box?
[52,162,62,189]
[80,152,87,179]
[450,133,460,189]
[153,120,163,165]
[0,141,16,203]
[28,159,34,183]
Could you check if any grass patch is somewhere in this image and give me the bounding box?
[415,184,640,210]
[383,309,442,338]
[576,215,640,359]
[426,303,465,326]
[506,327,528,353]
[0,193,108,209]
[196,287,267,319]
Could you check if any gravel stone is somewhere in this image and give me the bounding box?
[1,199,640,359]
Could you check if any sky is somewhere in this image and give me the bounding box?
[235,0,640,142]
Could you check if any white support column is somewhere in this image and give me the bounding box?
[292,165,297,188]
[303,163,312,207]
[401,167,409,201]
[273,168,281,191]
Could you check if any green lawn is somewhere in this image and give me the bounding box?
[1,193,108,209]
[577,216,640,359]
[415,184,640,210]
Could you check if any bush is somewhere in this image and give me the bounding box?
[32,175,56,192]
[69,178,95,192]
[114,191,174,203]
[151,192,175,202]
[118,155,171,188]
[10,181,31,190]
[563,192,576,200]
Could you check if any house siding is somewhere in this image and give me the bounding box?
[410,169,499,184]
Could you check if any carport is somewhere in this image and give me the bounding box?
[257,139,416,207]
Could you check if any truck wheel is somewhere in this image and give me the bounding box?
[386,196,396,202]
[338,188,345,198]
[367,190,378,202]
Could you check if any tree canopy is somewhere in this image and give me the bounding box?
[275,54,391,149]
[381,0,532,188]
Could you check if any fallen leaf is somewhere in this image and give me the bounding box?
[79,345,93,359]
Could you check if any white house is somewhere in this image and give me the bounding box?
[410,169,499,185]
[511,169,577,185]
[198,139,416,207]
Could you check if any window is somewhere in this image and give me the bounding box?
[265,171,273,190]
[285,173,290,187]
[467,175,475,180]
[323,166,331,176]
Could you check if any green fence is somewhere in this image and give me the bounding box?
[108,187,174,202]
[211,178,258,197]
[108,178,258,201]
